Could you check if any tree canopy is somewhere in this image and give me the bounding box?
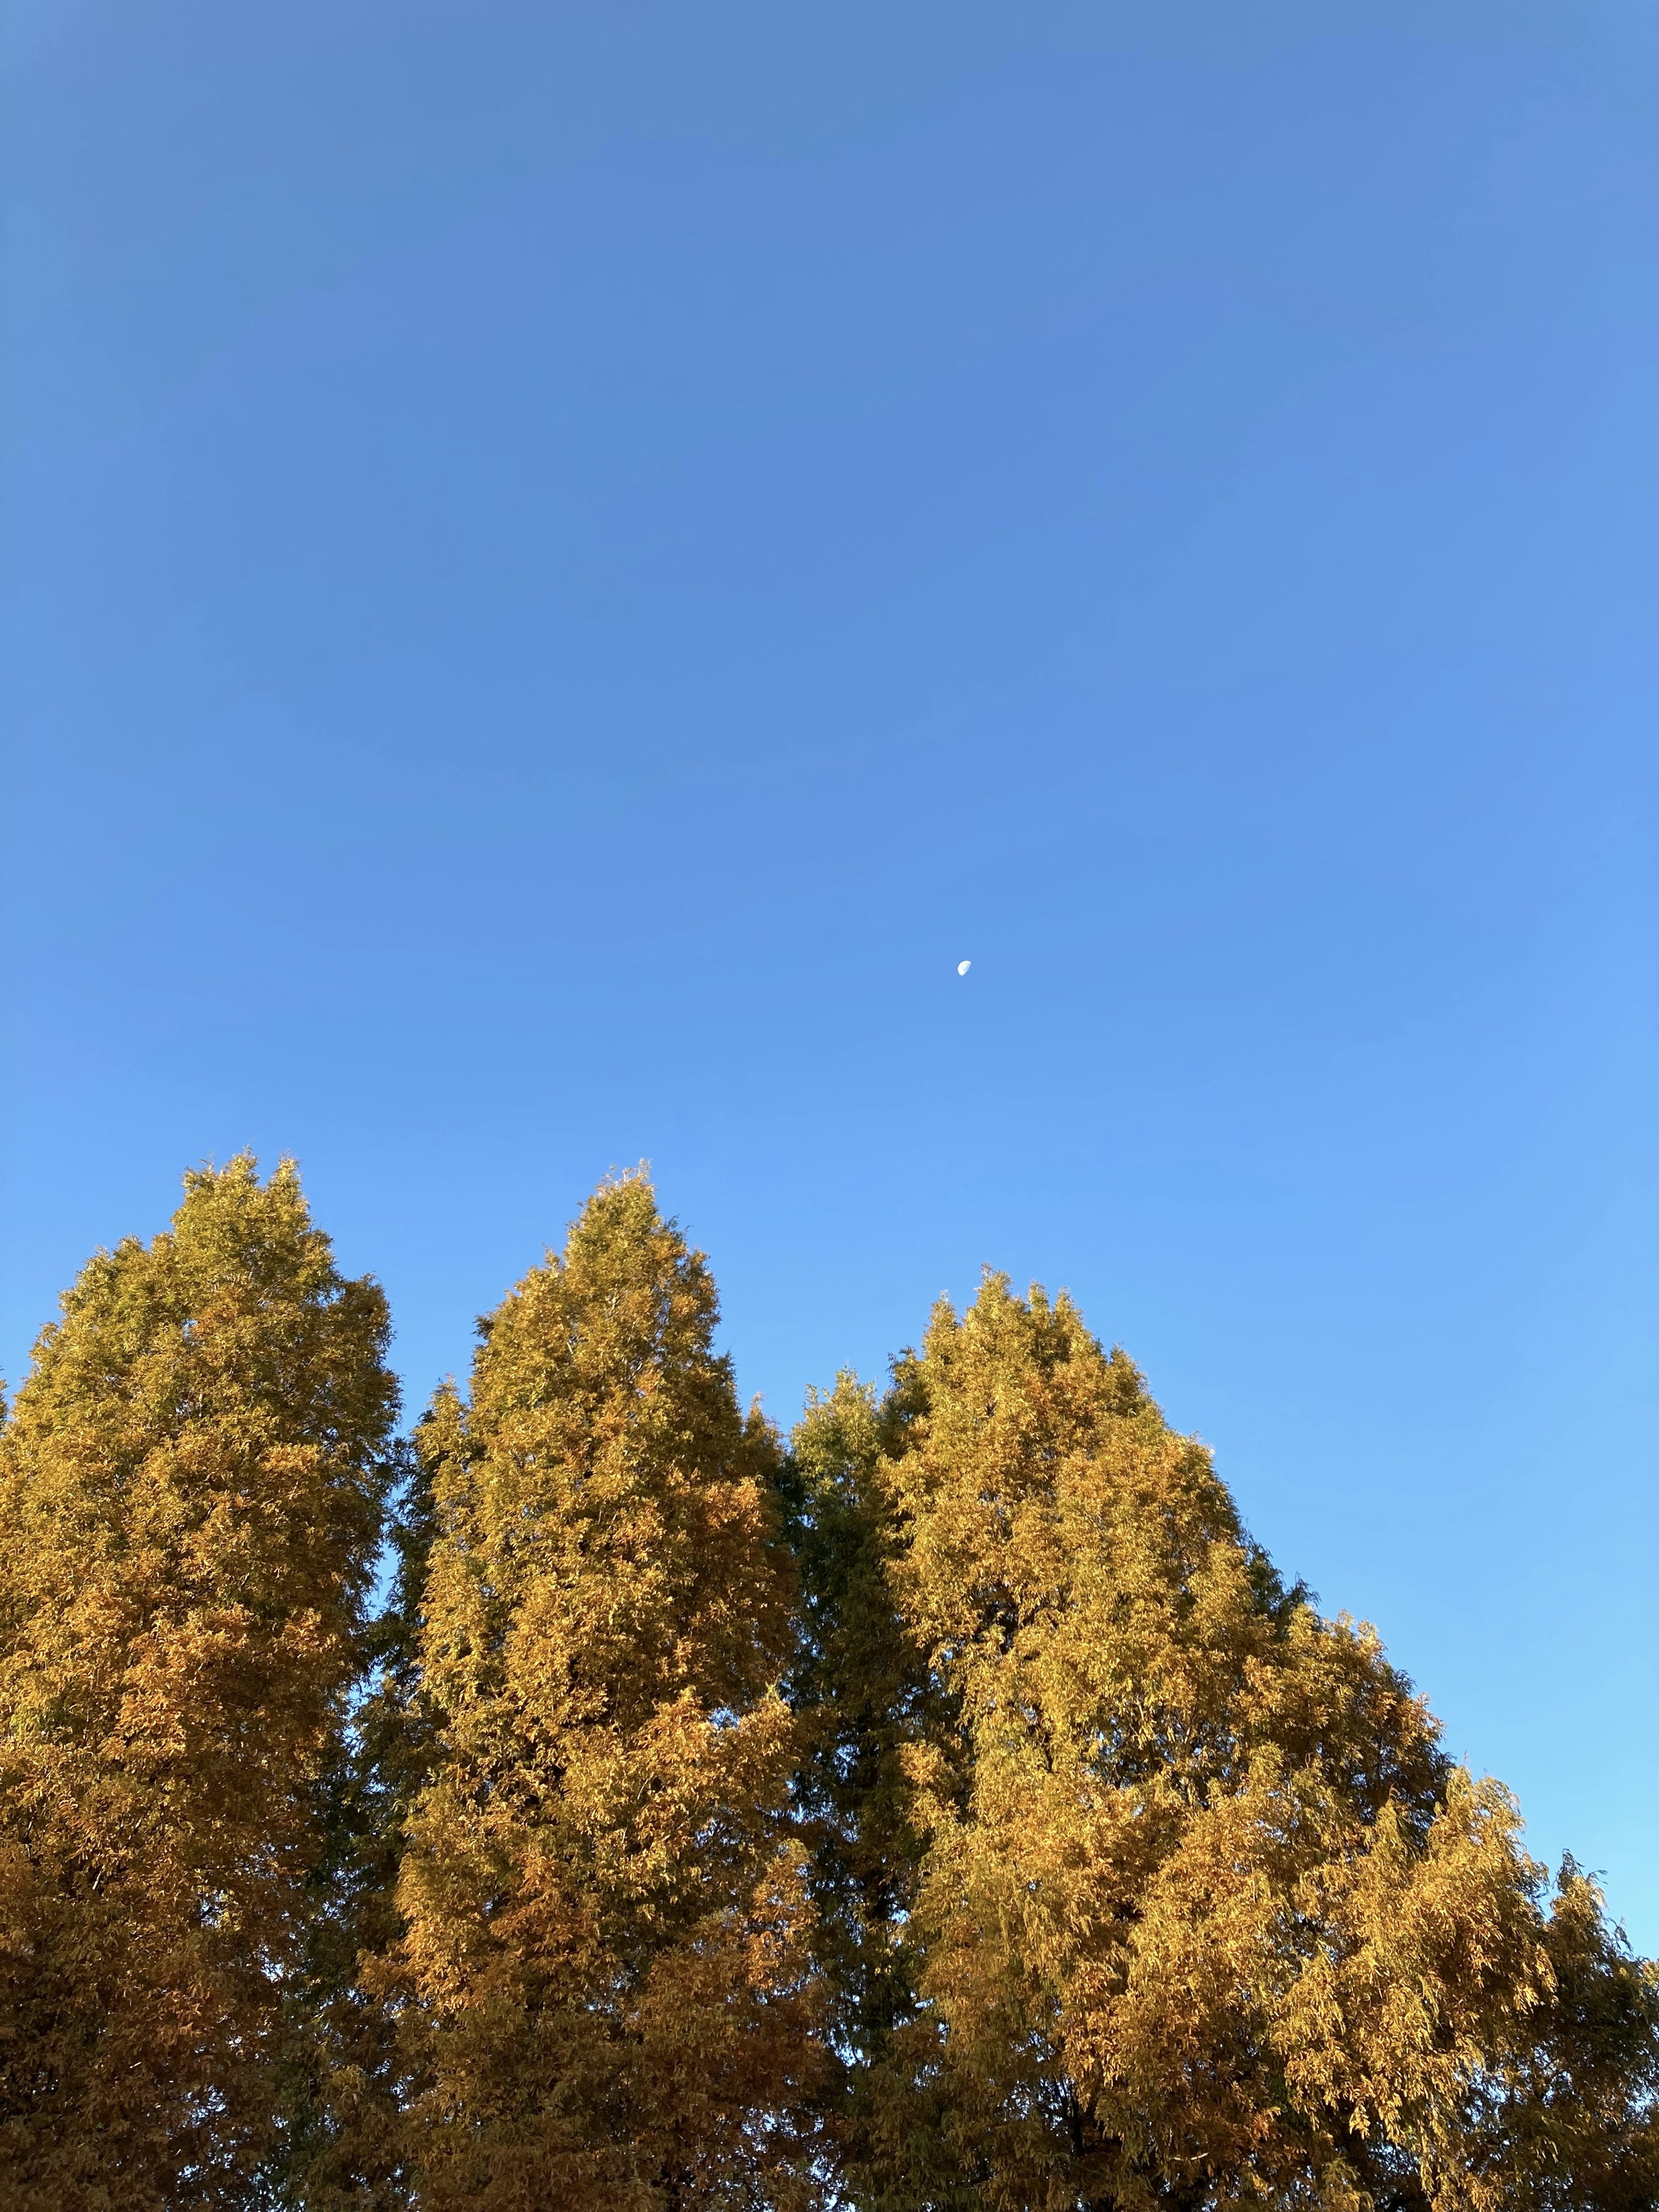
[378,1173,823,2209]
[0,1163,1653,2209]
[869,1274,1653,2209]
[0,1157,398,2209]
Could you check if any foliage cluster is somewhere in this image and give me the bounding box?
[1,1159,1653,2209]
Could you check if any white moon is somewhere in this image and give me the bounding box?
[957,960,971,976]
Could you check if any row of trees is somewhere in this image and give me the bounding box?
[0,1158,1654,2209]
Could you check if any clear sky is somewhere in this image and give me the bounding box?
[3,2,1655,1945]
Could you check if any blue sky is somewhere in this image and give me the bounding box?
[3,1,1655,1943]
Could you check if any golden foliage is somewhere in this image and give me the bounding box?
[872,1271,1659,2209]
[378,1174,825,2207]
[0,1158,397,2209]
[1,1170,1653,2209]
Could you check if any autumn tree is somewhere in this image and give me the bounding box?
[775,1373,948,2204]
[869,1271,1659,2211]
[381,1173,823,2209]
[0,1157,399,2211]
[270,1420,429,2212]
[3,1165,1651,2212]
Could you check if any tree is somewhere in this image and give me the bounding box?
[0,1157,398,2210]
[1460,1859,1659,2211]
[2,1167,1650,2210]
[775,1373,947,2208]
[381,1173,823,2209]
[267,1423,429,2212]
[874,1271,1659,2211]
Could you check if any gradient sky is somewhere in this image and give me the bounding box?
[3,2,1655,1945]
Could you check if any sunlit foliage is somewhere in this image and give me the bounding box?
[375,1174,824,2208]
[868,1271,1659,2210]
[0,1159,397,2209]
[1,1169,1653,2209]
